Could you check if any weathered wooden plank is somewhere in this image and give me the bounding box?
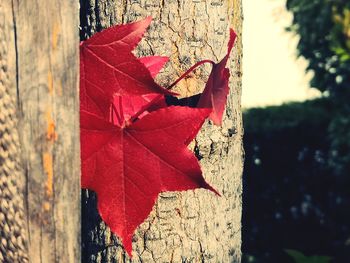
[5,0,81,262]
[0,1,29,262]
[81,0,243,262]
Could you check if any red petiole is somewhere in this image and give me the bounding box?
[167,60,214,90]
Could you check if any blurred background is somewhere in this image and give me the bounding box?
[241,0,350,262]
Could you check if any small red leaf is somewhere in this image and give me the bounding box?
[197,29,237,125]
[81,106,217,257]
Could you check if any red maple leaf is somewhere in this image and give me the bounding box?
[197,29,237,125]
[81,106,217,256]
[80,17,220,257]
[80,15,238,257]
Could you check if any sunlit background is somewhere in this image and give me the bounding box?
[241,0,350,262]
[243,0,320,108]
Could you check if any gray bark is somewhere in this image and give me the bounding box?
[0,1,80,262]
[81,0,243,262]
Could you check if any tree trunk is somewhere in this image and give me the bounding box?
[81,1,243,262]
[0,1,80,262]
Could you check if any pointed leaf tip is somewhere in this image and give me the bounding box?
[227,29,237,55]
[123,235,134,258]
[82,16,153,49]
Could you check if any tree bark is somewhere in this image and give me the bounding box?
[0,1,80,262]
[81,1,243,262]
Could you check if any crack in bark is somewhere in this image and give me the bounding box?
[11,0,20,108]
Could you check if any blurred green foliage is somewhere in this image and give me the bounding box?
[243,99,332,134]
[243,100,350,262]
[243,1,350,262]
[328,103,350,175]
[286,0,350,176]
[286,0,350,95]
[285,249,332,263]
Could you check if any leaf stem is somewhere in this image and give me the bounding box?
[167,60,215,90]
[128,60,215,125]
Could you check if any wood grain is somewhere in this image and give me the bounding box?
[0,0,81,262]
[0,2,28,262]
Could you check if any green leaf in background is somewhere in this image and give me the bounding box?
[286,0,350,95]
[285,249,332,263]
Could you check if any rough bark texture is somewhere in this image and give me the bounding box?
[0,1,80,262]
[81,0,243,262]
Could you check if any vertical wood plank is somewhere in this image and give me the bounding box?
[11,0,80,262]
[0,1,29,262]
